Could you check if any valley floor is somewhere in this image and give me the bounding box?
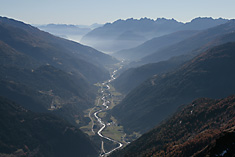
[80,63,141,156]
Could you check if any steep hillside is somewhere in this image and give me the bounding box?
[0,16,117,83]
[0,65,93,102]
[112,30,235,95]
[138,19,235,65]
[112,55,192,94]
[112,42,235,133]
[0,41,38,68]
[0,63,95,125]
[113,30,198,61]
[111,95,235,157]
[0,16,116,127]
[195,127,235,157]
[0,97,98,157]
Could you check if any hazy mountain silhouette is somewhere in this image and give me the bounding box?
[38,24,91,36]
[81,17,227,53]
[111,42,235,134]
[113,30,198,61]
[38,24,90,41]
[135,19,235,66]
[37,23,103,42]
[81,17,183,52]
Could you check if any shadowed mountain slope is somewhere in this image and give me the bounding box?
[0,16,117,83]
[112,42,235,134]
[112,55,193,95]
[0,16,117,127]
[113,30,198,61]
[0,97,98,157]
[137,20,235,66]
[112,30,235,95]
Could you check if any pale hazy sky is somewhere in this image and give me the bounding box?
[0,0,235,25]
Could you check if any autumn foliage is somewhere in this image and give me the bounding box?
[112,95,235,157]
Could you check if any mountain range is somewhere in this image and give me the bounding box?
[37,23,103,42]
[111,20,235,95]
[81,17,228,53]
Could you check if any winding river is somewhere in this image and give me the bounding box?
[92,68,123,157]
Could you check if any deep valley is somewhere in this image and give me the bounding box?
[1,14,235,157]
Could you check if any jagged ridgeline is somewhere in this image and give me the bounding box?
[82,17,227,53]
